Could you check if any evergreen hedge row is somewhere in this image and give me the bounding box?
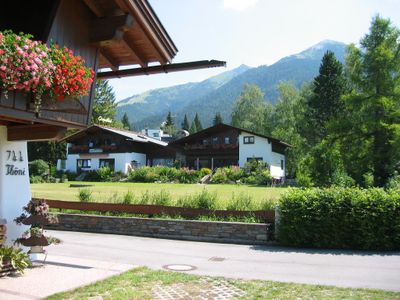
[277,188,400,250]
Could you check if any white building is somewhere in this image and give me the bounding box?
[169,123,290,180]
[57,125,175,174]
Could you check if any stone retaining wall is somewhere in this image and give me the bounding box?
[47,213,273,245]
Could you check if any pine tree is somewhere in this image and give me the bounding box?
[181,114,190,131]
[121,113,131,130]
[305,50,345,144]
[165,111,174,126]
[193,113,203,131]
[213,112,223,125]
[189,120,197,134]
[91,80,117,125]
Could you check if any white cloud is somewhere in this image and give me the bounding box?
[223,0,258,11]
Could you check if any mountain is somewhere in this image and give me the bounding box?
[116,64,251,123]
[117,40,347,129]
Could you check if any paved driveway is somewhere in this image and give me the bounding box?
[47,230,400,292]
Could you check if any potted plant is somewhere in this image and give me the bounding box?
[14,199,60,254]
[0,246,31,276]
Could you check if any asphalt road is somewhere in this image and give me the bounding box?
[46,230,400,292]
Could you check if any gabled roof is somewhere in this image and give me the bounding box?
[169,123,292,148]
[62,125,167,146]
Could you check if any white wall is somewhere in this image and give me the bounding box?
[59,152,146,174]
[0,126,29,244]
[238,132,285,179]
[270,152,285,178]
[239,133,272,167]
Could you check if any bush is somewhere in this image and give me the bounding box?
[200,168,212,177]
[30,175,45,184]
[151,190,171,206]
[227,192,254,211]
[78,188,92,202]
[278,188,400,250]
[122,191,135,204]
[176,168,201,184]
[29,160,49,176]
[96,167,114,181]
[211,168,229,183]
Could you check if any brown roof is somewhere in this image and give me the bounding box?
[170,123,292,148]
[84,0,178,70]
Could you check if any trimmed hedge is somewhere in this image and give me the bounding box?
[278,188,400,250]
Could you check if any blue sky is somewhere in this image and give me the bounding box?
[109,0,400,101]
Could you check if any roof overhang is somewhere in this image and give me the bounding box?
[97,60,227,79]
[85,0,178,69]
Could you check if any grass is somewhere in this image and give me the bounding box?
[31,182,286,209]
[45,267,400,300]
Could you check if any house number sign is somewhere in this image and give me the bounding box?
[4,150,26,176]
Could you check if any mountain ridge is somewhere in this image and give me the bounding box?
[117,40,347,129]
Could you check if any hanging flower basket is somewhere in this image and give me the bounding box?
[0,30,94,113]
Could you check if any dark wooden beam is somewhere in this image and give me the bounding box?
[7,124,66,141]
[83,0,105,17]
[97,60,227,79]
[90,14,134,44]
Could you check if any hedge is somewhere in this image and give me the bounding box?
[277,188,400,250]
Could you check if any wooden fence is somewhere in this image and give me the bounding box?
[36,198,275,223]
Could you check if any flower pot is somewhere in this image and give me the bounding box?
[29,246,44,254]
[18,235,50,247]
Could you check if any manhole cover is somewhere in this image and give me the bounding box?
[209,257,225,262]
[162,264,197,271]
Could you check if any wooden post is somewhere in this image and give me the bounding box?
[211,157,214,170]
[196,157,199,170]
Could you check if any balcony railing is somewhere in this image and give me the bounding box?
[183,144,238,151]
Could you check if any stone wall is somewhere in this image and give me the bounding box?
[47,213,273,245]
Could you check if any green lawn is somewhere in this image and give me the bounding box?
[45,267,400,300]
[31,182,286,209]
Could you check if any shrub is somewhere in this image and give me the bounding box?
[83,170,102,182]
[0,246,31,274]
[65,171,77,181]
[151,190,171,206]
[211,168,229,183]
[122,191,135,204]
[200,168,212,177]
[386,172,400,190]
[278,188,400,250]
[29,160,49,176]
[96,167,114,181]
[30,175,45,184]
[77,188,92,202]
[176,168,201,184]
[227,192,254,211]
[194,189,217,210]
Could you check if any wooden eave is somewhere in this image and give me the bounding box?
[97,60,227,79]
[84,0,178,70]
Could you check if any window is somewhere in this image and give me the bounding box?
[243,136,255,144]
[202,139,209,145]
[77,159,91,172]
[153,133,160,138]
[60,160,66,169]
[247,157,263,162]
[212,137,219,144]
[99,159,115,170]
[224,137,230,144]
[281,159,284,170]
